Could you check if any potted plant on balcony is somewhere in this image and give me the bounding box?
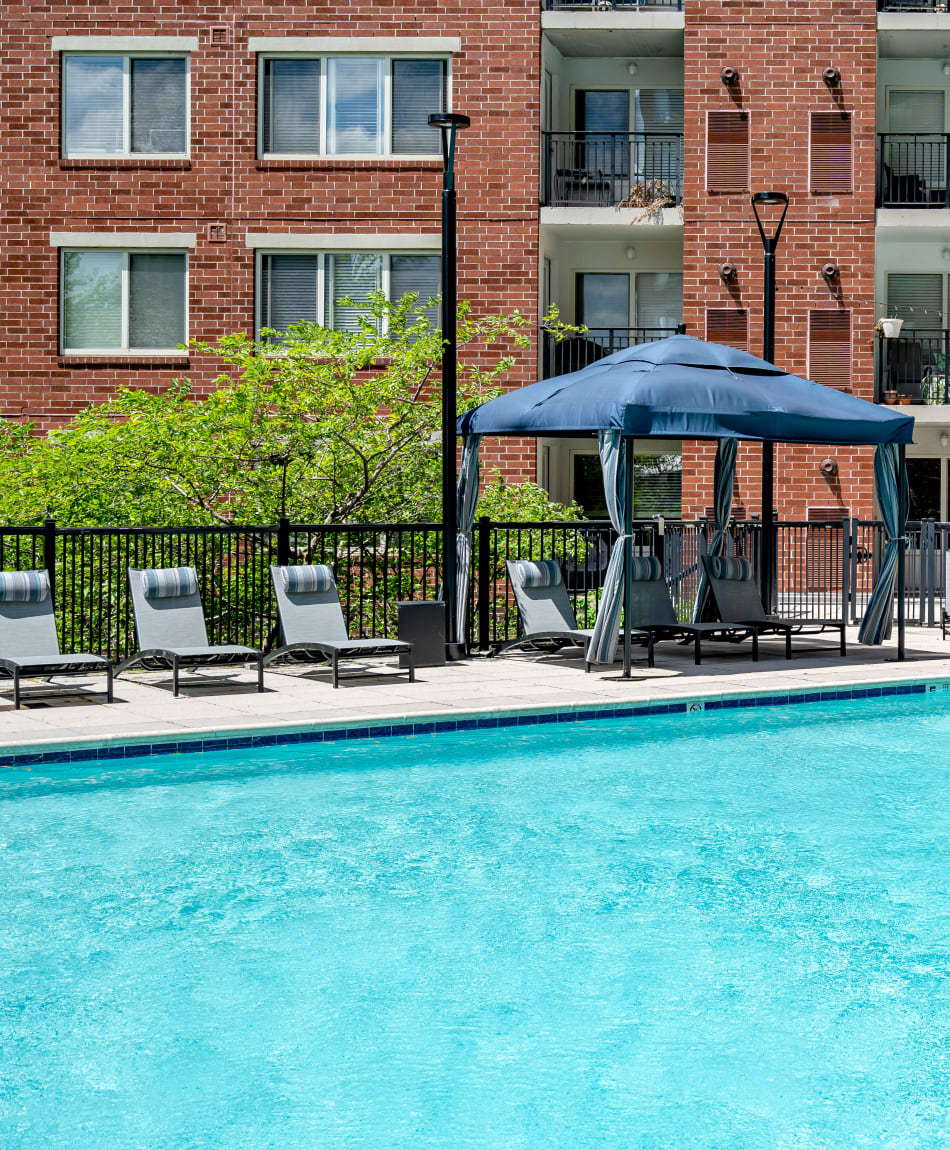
[881,389,898,405]
[875,313,904,339]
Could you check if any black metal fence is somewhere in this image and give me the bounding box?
[878,0,945,9]
[877,134,950,208]
[877,329,950,404]
[1,516,942,659]
[542,131,683,207]
[541,326,677,378]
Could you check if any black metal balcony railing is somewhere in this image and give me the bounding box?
[544,1,682,9]
[541,326,677,378]
[877,134,950,208]
[878,1,947,10]
[542,132,684,208]
[877,329,950,404]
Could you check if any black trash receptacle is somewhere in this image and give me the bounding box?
[396,600,447,668]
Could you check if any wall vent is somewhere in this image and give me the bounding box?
[808,309,852,390]
[207,222,227,242]
[706,111,750,193]
[705,307,749,349]
[810,111,852,195]
[209,26,230,45]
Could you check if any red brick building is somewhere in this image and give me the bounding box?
[2,0,949,522]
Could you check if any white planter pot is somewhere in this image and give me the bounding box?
[880,318,904,339]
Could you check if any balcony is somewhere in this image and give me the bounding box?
[878,1,948,10]
[541,326,677,378]
[544,0,682,8]
[877,135,950,208]
[877,329,950,404]
[542,132,683,208]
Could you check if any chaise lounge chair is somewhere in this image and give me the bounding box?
[626,555,763,665]
[116,566,265,696]
[701,554,847,657]
[265,564,414,687]
[495,558,654,668]
[0,569,113,709]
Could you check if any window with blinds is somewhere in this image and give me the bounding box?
[706,111,749,193]
[705,308,749,350]
[257,252,441,336]
[887,273,944,331]
[61,250,186,352]
[62,54,188,157]
[887,90,945,133]
[810,111,852,195]
[634,272,683,329]
[259,55,446,156]
[808,310,852,390]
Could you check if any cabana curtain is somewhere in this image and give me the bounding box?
[586,431,628,666]
[691,437,738,624]
[857,444,909,646]
[454,434,482,640]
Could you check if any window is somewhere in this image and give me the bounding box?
[706,110,749,193]
[807,310,852,390]
[810,111,851,195]
[259,56,446,156]
[635,272,682,330]
[572,452,681,519]
[257,251,440,335]
[60,250,187,352]
[62,55,188,157]
[887,273,944,330]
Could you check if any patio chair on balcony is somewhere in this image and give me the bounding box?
[701,554,847,656]
[0,569,113,709]
[117,566,265,696]
[625,555,765,665]
[265,564,414,687]
[497,558,654,667]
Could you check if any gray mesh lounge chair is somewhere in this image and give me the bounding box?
[116,567,265,696]
[496,558,654,669]
[626,556,762,665]
[0,570,113,709]
[265,565,414,687]
[701,554,847,657]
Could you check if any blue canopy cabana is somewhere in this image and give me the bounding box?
[456,335,915,674]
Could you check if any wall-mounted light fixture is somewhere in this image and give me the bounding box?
[719,262,738,282]
[625,246,636,260]
[943,62,950,77]
[941,431,949,448]
[627,62,639,76]
[720,67,740,87]
[942,248,950,263]
[822,66,841,88]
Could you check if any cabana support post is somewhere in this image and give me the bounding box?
[623,435,635,679]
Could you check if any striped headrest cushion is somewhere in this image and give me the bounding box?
[630,556,662,582]
[141,567,199,599]
[0,570,50,603]
[280,564,335,594]
[512,559,562,589]
[709,555,753,582]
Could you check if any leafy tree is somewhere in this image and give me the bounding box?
[0,295,583,528]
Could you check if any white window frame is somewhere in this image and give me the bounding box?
[61,51,191,159]
[256,53,451,160]
[59,248,189,354]
[254,249,441,336]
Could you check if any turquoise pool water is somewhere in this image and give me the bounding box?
[3,696,950,1149]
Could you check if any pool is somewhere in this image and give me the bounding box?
[3,694,950,1148]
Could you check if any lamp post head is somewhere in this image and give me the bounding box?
[427,113,471,131]
[751,190,789,248]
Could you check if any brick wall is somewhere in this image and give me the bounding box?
[0,1,540,482]
[681,0,879,521]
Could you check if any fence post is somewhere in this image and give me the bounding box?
[477,515,491,651]
[840,515,850,625]
[43,518,56,602]
[277,517,291,568]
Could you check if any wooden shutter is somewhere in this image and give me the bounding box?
[706,111,749,193]
[810,111,852,194]
[808,310,851,390]
[705,308,749,349]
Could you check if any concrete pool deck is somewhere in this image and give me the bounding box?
[2,624,950,754]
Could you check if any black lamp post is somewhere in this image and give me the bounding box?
[428,111,470,658]
[751,190,789,614]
